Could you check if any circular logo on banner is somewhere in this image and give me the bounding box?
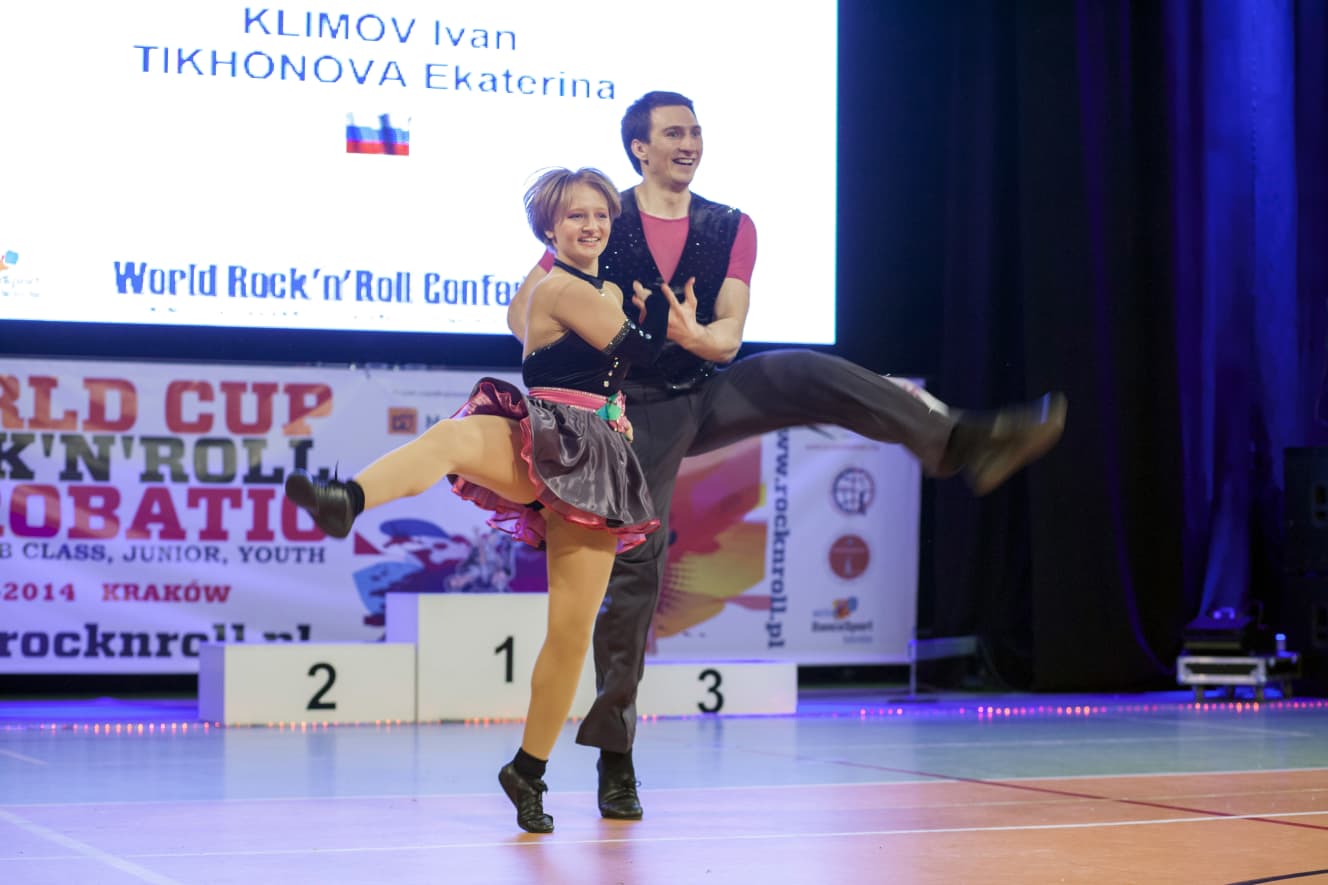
[831,467,875,515]
[828,534,871,579]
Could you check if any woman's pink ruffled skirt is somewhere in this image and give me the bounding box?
[448,377,660,553]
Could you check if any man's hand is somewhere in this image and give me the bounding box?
[630,280,653,324]
[660,277,703,350]
[630,276,746,364]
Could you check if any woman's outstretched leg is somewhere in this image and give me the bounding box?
[499,513,619,833]
[357,414,537,507]
[286,414,538,537]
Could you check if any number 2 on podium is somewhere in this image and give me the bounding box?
[307,662,337,710]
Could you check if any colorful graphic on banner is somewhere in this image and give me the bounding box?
[0,358,919,673]
[652,439,769,649]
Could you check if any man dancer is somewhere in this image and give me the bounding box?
[507,91,1066,820]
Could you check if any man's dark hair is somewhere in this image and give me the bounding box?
[621,91,695,175]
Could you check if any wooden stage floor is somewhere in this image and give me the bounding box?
[2,689,1326,884]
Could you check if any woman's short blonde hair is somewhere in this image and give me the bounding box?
[524,167,621,245]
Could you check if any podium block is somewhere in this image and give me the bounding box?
[636,660,798,717]
[198,642,416,726]
[386,592,596,722]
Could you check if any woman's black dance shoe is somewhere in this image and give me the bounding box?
[498,764,554,833]
[283,470,355,538]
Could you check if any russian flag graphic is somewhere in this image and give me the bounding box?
[346,113,410,156]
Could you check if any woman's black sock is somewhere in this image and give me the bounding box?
[512,747,547,780]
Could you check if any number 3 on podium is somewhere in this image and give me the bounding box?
[698,667,725,713]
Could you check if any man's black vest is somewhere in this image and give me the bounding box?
[600,189,743,390]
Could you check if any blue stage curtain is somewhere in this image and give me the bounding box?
[925,0,1327,688]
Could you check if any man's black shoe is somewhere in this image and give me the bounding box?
[964,392,1068,496]
[498,763,554,833]
[597,758,643,820]
[284,470,355,539]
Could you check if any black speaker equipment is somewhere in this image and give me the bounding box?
[1280,448,1328,696]
[1285,447,1328,573]
[1275,575,1328,696]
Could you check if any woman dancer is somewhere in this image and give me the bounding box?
[285,167,673,833]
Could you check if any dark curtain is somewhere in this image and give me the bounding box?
[924,0,1328,689]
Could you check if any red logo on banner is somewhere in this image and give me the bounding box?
[388,407,417,435]
[828,534,870,579]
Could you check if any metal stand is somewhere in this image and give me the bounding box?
[1176,652,1301,702]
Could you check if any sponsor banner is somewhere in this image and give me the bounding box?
[0,358,919,672]
[651,428,920,665]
